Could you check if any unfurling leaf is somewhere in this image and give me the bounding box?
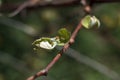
[81,15,100,29]
[57,28,71,43]
[32,28,71,50]
[32,37,57,50]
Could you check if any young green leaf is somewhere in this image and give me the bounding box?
[81,15,100,29]
[32,37,57,50]
[32,28,71,50]
[57,28,71,43]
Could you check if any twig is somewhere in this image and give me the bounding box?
[1,0,120,16]
[27,0,91,79]
[7,0,80,17]
[8,0,40,17]
[26,0,120,80]
[0,0,79,11]
[81,0,91,14]
[26,16,83,80]
[8,2,29,17]
[90,0,120,3]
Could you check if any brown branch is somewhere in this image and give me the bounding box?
[7,0,119,17]
[27,0,90,80]
[91,0,120,3]
[19,0,119,80]
[7,0,81,17]
[26,16,83,80]
[8,2,30,17]
[0,0,80,12]
[1,0,120,12]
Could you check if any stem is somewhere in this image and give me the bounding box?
[91,0,120,3]
[25,0,119,80]
[1,0,120,12]
[26,18,82,80]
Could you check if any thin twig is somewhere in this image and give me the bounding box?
[27,0,90,79]
[26,0,120,80]
[7,0,80,17]
[8,0,40,17]
[81,0,91,14]
[8,2,29,17]
[1,0,120,16]
[26,17,83,80]
[90,0,120,3]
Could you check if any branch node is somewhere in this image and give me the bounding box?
[69,39,74,44]
[40,69,48,76]
[84,5,91,13]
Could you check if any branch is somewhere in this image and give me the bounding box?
[1,0,80,17]
[26,0,90,79]
[8,0,81,17]
[91,0,120,3]
[26,15,83,80]
[25,0,119,80]
[1,0,120,12]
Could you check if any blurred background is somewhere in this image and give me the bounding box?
[0,0,120,80]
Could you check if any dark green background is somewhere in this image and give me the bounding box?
[0,0,120,80]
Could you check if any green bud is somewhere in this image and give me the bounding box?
[57,28,71,43]
[32,37,57,50]
[81,15,100,29]
[32,28,71,50]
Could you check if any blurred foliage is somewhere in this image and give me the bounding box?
[0,0,120,80]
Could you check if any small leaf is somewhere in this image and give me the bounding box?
[81,15,100,29]
[32,28,71,50]
[32,37,57,50]
[57,28,71,43]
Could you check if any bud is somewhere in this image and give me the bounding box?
[32,37,57,50]
[81,15,100,29]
